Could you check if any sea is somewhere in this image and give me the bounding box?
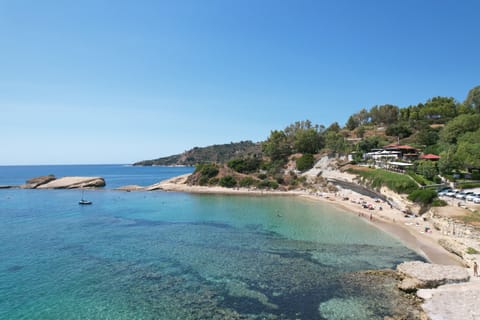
[0,165,423,320]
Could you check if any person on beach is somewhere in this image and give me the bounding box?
[474,261,478,277]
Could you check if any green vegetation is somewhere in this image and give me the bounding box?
[296,154,314,172]
[194,163,219,186]
[195,163,219,178]
[134,85,480,199]
[348,168,418,194]
[239,177,256,188]
[407,189,438,205]
[227,158,261,173]
[431,198,448,207]
[406,171,428,186]
[257,180,279,189]
[466,247,479,254]
[414,161,438,181]
[219,175,237,188]
[456,182,480,189]
[134,141,261,166]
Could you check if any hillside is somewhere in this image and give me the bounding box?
[133,141,262,166]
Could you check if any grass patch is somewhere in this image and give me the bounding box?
[466,247,479,254]
[431,198,448,207]
[406,171,429,186]
[347,167,418,194]
[456,182,480,189]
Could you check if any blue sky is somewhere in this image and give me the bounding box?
[1,0,479,165]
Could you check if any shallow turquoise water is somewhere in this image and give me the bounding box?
[0,188,422,319]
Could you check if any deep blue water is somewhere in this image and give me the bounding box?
[0,164,193,188]
[0,166,422,319]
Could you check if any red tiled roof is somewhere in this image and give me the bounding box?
[420,154,441,160]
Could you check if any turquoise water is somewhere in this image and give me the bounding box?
[0,166,422,319]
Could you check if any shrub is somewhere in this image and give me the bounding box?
[219,175,237,188]
[208,178,219,185]
[257,173,267,180]
[466,247,479,254]
[457,182,480,189]
[199,176,209,186]
[257,180,279,189]
[239,177,256,188]
[195,163,219,178]
[407,189,438,205]
[296,153,315,172]
[227,158,261,173]
[431,198,448,207]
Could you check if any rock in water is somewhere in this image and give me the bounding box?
[36,177,106,189]
[21,175,56,188]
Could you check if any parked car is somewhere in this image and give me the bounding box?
[446,190,459,197]
[466,193,480,201]
[455,191,473,200]
[473,197,480,204]
[455,192,467,199]
[438,189,452,196]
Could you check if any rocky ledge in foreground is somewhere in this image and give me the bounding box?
[397,261,469,292]
[22,175,106,189]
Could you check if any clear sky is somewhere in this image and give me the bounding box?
[1,0,479,165]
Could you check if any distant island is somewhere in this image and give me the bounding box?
[133,140,261,166]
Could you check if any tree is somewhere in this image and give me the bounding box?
[294,128,323,154]
[454,129,480,169]
[464,85,480,113]
[296,154,314,171]
[357,136,385,153]
[262,130,291,161]
[324,131,348,153]
[438,147,460,174]
[345,115,360,130]
[219,176,237,188]
[439,114,480,144]
[326,122,341,133]
[386,123,412,138]
[369,104,399,125]
[415,160,438,181]
[415,127,439,146]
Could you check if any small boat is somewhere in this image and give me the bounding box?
[79,190,92,205]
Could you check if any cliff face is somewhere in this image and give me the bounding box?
[133,141,262,166]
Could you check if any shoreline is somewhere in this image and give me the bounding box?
[150,174,464,266]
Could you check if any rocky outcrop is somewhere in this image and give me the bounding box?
[115,185,145,191]
[21,175,56,189]
[36,177,105,189]
[417,281,480,320]
[397,261,469,291]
